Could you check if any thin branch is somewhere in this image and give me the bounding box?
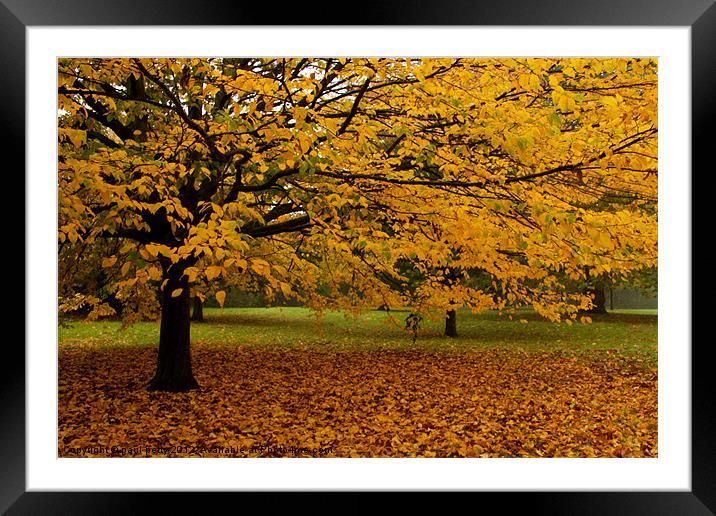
[241,215,312,238]
[337,78,371,136]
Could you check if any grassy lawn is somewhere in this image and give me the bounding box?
[608,308,657,315]
[59,306,657,359]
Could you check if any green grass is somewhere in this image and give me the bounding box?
[608,308,658,316]
[58,307,657,358]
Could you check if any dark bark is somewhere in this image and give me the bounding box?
[148,272,199,392]
[445,309,458,337]
[191,296,204,322]
[583,284,608,314]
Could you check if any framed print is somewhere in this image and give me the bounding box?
[7,0,713,513]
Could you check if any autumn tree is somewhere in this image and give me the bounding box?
[58,57,657,391]
[343,58,658,333]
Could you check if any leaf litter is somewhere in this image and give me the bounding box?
[58,343,657,458]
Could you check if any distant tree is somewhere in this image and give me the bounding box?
[190,296,204,322]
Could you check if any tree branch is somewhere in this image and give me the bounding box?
[240,215,312,238]
[337,78,371,136]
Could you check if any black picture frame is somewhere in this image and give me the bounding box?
[6,0,712,513]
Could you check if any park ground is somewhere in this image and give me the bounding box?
[58,307,657,458]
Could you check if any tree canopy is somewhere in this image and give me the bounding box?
[58,57,657,390]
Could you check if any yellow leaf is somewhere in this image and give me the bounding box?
[597,231,613,249]
[102,256,117,268]
[298,133,312,154]
[205,266,222,281]
[204,84,220,96]
[62,128,86,149]
[183,267,198,282]
[601,96,618,109]
[294,106,308,128]
[551,90,561,106]
[215,290,226,308]
[120,262,131,277]
[558,95,570,112]
[529,74,541,91]
[171,288,183,298]
[250,259,270,276]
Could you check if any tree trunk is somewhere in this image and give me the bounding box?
[445,309,458,337]
[148,274,199,392]
[191,296,204,322]
[584,284,608,314]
